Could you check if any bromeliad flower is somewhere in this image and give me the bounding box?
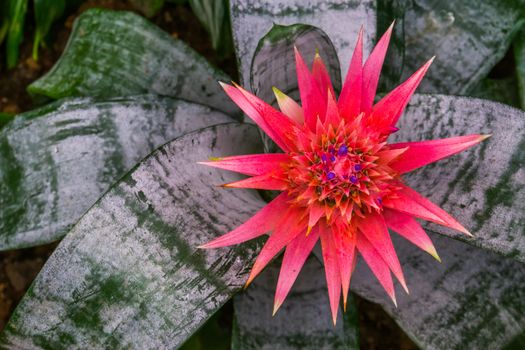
[199,25,489,324]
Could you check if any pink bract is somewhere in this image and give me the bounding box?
[199,24,488,324]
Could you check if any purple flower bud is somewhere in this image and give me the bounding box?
[350,175,358,184]
[354,164,362,172]
[338,145,348,156]
[327,172,336,180]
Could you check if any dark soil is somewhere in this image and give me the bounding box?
[0,2,417,349]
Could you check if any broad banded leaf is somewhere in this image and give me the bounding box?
[0,124,266,349]
[232,256,359,350]
[32,0,65,60]
[401,0,525,94]
[6,0,28,68]
[391,94,525,262]
[250,23,342,153]
[351,232,525,349]
[514,26,525,109]
[0,95,232,250]
[230,0,376,88]
[28,9,240,118]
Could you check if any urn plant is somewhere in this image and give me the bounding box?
[0,1,524,349]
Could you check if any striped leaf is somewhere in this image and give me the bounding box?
[28,9,240,118]
[0,124,265,349]
[400,0,525,94]
[351,232,525,349]
[0,95,232,250]
[394,94,525,262]
[232,257,359,350]
[229,0,376,88]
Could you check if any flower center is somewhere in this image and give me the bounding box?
[284,121,397,222]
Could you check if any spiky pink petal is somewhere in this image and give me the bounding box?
[220,82,297,151]
[223,172,287,190]
[395,184,471,235]
[312,53,335,101]
[389,134,490,174]
[383,209,440,261]
[338,27,363,119]
[295,47,326,130]
[245,208,306,286]
[199,153,289,176]
[319,221,342,325]
[200,193,291,248]
[273,87,304,123]
[273,227,320,315]
[357,212,408,293]
[333,226,357,308]
[361,22,394,114]
[367,57,434,135]
[356,233,397,305]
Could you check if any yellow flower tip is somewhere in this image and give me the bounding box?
[480,134,492,141]
[196,244,210,249]
[391,293,398,308]
[208,156,223,161]
[218,81,228,89]
[314,48,320,58]
[231,81,242,88]
[428,248,442,263]
[306,225,313,236]
[272,86,286,100]
[343,300,347,312]
[272,300,283,316]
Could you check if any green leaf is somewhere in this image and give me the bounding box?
[229,0,376,88]
[514,26,525,109]
[392,94,525,262]
[0,123,264,349]
[28,9,240,118]
[351,232,525,349]
[400,0,525,94]
[0,95,232,251]
[0,112,14,128]
[232,257,359,349]
[469,76,520,108]
[32,0,65,60]
[6,0,28,68]
[189,0,233,55]
[128,0,165,17]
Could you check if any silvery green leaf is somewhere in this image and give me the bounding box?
[232,257,359,350]
[0,124,265,349]
[0,95,232,250]
[28,9,240,117]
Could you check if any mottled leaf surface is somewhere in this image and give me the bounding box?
[28,9,240,117]
[232,256,359,350]
[230,0,376,88]
[0,95,232,250]
[392,94,525,262]
[401,0,525,94]
[351,233,525,350]
[0,124,265,349]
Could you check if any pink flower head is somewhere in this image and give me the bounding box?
[199,25,489,324]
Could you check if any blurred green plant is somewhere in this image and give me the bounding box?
[189,0,233,56]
